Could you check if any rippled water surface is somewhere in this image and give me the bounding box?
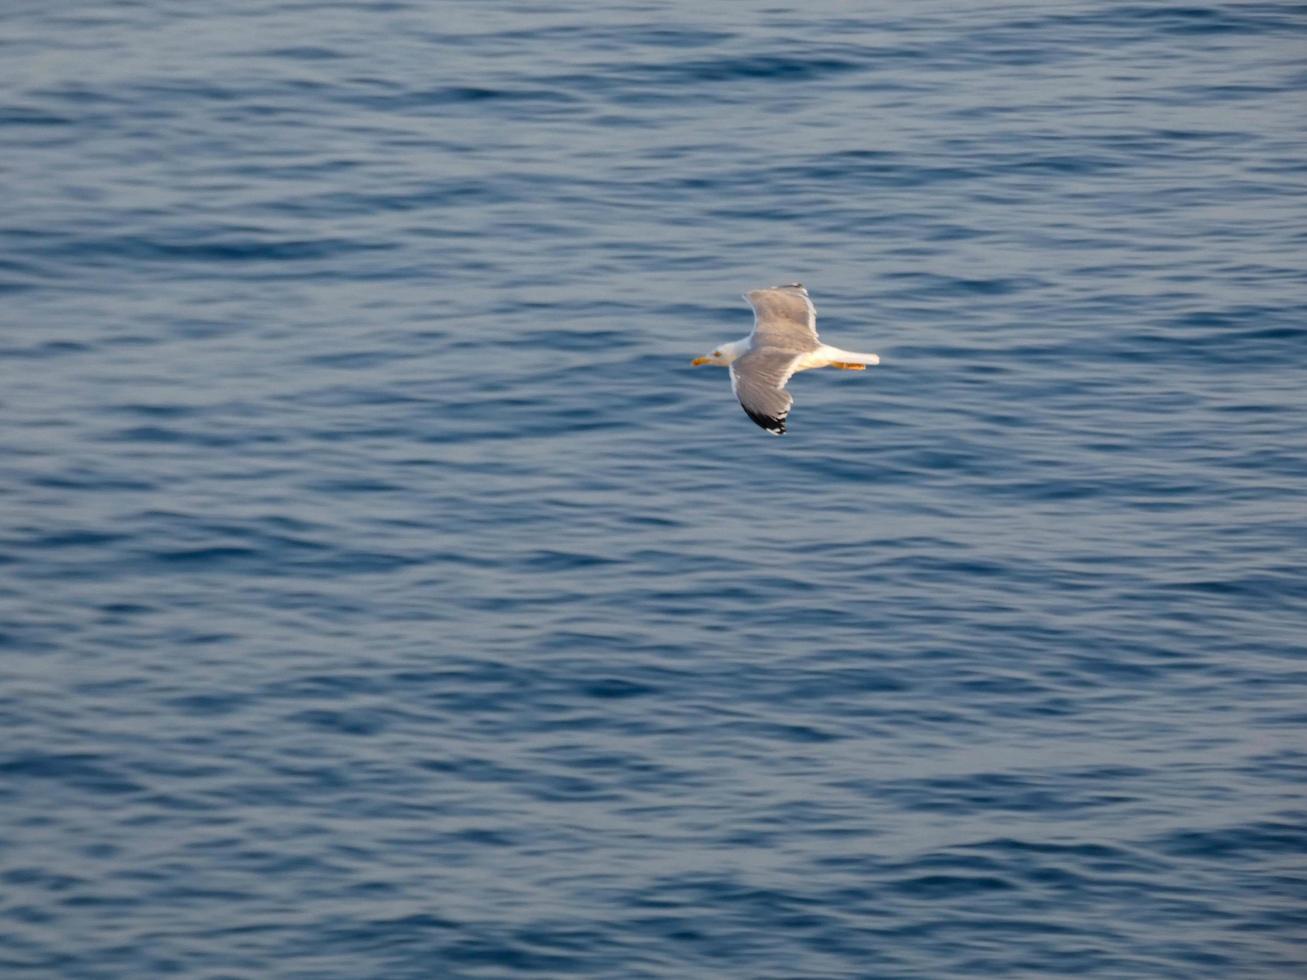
[3,2,1306,977]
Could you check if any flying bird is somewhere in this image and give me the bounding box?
[691,283,879,434]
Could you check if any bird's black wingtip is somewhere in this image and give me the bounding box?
[743,406,787,435]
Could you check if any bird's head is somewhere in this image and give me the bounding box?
[691,341,742,367]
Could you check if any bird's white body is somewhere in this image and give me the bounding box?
[704,338,879,372]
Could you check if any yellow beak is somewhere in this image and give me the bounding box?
[691,356,711,366]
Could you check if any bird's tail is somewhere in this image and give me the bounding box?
[824,346,880,369]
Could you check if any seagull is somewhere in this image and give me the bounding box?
[691,283,879,435]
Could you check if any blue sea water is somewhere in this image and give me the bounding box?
[2,1,1306,976]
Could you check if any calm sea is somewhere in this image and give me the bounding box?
[3,2,1305,977]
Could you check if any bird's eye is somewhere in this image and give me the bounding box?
[714,351,721,356]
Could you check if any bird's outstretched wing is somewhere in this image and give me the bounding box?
[730,348,803,435]
[744,283,819,352]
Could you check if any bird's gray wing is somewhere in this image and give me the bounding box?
[729,347,803,435]
[744,283,819,351]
